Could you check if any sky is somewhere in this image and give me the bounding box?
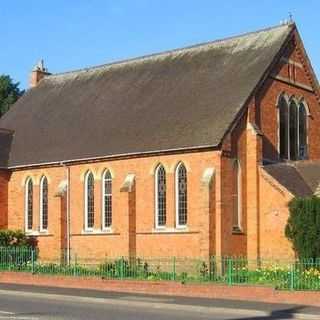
[1,1,319,89]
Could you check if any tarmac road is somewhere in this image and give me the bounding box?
[0,283,317,320]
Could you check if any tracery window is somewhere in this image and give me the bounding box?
[279,95,308,160]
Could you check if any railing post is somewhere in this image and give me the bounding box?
[290,262,294,291]
[31,249,35,274]
[209,256,215,281]
[120,258,124,280]
[172,257,176,281]
[227,258,232,286]
[73,253,77,277]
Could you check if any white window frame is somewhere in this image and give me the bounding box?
[25,177,33,232]
[175,162,188,229]
[84,171,94,231]
[39,176,48,232]
[155,164,166,229]
[102,170,112,231]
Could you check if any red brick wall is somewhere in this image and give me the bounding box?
[258,168,295,259]
[219,113,248,257]
[7,167,66,260]
[7,151,221,260]
[3,272,320,307]
[222,106,264,260]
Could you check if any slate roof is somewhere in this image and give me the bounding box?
[0,24,295,168]
[0,129,13,168]
[263,161,320,197]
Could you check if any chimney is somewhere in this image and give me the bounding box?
[29,59,51,88]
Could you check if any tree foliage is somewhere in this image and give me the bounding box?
[0,75,24,116]
[285,197,320,259]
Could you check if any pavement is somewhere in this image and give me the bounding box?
[0,283,319,319]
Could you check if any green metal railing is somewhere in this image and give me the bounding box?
[2,247,320,291]
[0,247,36,272]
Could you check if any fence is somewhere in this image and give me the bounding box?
[1,247,320,291]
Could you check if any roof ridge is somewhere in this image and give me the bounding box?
[46,23,294,79]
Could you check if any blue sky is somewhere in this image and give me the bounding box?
[1,1,319,89]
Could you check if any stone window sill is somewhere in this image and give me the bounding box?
[152,227,189,234]
[26,231,52,237]
[81,229,115,235]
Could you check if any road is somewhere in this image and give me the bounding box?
[0,283,318,320]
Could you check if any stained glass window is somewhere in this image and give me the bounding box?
[279,97,289,159]
[40,176,48,230]
[278,96,308,161]
[26,178,33,231]
[299,103,307,159]
[155,165,166,227]
[103,171,112,228]
[289,101,298,160]
[85,172,94,229]
[176,163,187,226]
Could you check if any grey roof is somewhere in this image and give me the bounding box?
[0,24,294,168]
[0,129,13,168]
[263,161,320,197]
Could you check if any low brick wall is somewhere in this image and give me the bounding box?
[1,272,320,306]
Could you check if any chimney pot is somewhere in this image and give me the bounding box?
[30,59,50,88]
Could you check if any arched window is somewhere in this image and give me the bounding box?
[155,164,166,228]
[84,171,94,230]
[278,95,308,161]
[176,163,187,227]
[102,170,112,229]
[40,176,48,231]
[232,160,242,231]
[289,101,298,160]
[299,103,307,159]
[279,96,289,159]
[25,178,33,231]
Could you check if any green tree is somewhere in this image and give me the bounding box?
[285,196,320,259]
[0,75,24,116]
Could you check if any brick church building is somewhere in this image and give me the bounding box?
[0,23,319,262]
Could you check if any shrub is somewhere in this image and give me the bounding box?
[0,230,37,268]
[285,197,320,260]
[0,229,37,248]
[99,258,152,279]
[99,258,130,278]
